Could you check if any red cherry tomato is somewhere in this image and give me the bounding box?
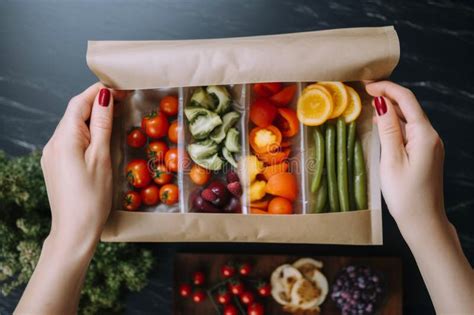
[160,95,179,116]
[253,83,283,98]
[126,128,147,148]
[147,141,168,162]
[123,191,141,211]
[239,263,252,276]
[152,163,173,185]
[240,291,254,305]
[179,283,192,298]
[221,263,236,278]
[228,279,244,296]
[216,290,232,305]
[140,185,160,206]
[126,159,152,188]
[270,84,297,107]
[249,98,277,127]
[159,183,179,205]
[141,111,169,138]
[192,290,206,303]
[192,271,205,286]
[165,147,179,172]
[223,304,239,315]
[248,302,264,315]
[168,120,179,144]
[257,282,271,297]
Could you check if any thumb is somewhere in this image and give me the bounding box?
[89,88,114,156]
[372,96,406,164]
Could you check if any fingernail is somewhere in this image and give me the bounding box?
[374,96,387,116]
[98,88,110,107]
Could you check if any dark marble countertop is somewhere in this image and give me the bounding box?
[1,0,473,314]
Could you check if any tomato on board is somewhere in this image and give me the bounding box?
[249,98,277,127]
[220,263,235,278]
[189,164,211,186]
[228,279,244,296]
[126,159,152,188]
[223,304,239,315]
[152,163,173,185]
[140,185,160,206]
[192,271,205,286]
[240,291,255,305]
[160,95,179,116]
[141,111,169,138]
[165,148,179,172]
[123,191,141,211]
[126,128,147,148]
[216,290,232,305]
[275,107,299,137]
[238,263,251,276]
[192,290,206,303]
[248,302,265,315]
[253,83,283,98]
[270,84,297,107]
[257,282,271,297]
[146,141,168,162]
[159,183,179,205]
[168,120,179,144]
[178,283,192,298]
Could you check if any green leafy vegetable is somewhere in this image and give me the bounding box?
[206,85,232,115]
[189,112,222,139]
[187,139,219,160]
[210,111,240,144]
[189,87,214,110]
[225,128,241,153]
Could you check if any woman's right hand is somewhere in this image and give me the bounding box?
[365,81,447,231]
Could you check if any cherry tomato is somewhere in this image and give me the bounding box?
[270,84,297,107]
[240,291,254,305]
[268,196,293,214]
[223,304,239,315]
[126,128,147,148]
[239,263,252,276]
[257,282,271,297]
[192,271,205,286]
[159,183,179,205]
[147,141,168,162]
[126,159,152,188]
[192,290,206,303]
[253,83,283,98]
[140,185,160,206]
[220,263,236,278]
[189,164,211,186]
[160,95,179,116]
[179,283,192,298]
[152,163,173,185]
[250,98,277,127]
[165,147,179,172]
[168,120,179,144]
[123,191,141,211]
[216,289,232,305]
[228,279,244,296]
[248,302,264,315]
[274,107,299,137]
[141,111,169,138]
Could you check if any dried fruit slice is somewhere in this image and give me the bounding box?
[271,264,303,306]
[297,88,333,126]
[318,81,349,119]
[342,85,362,123]
[289,278,320,310]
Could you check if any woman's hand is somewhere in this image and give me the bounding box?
[16,83,116,315]
[41,83,114,248]
[366,81,473,314]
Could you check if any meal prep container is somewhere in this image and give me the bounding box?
[87,26,400,244]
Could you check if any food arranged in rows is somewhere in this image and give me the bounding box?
[178,260,271,315]
[184,86,244,213]
[242,83,300,215]
[297,82,368,212]
[123,95,180,211]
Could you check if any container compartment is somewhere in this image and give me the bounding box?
[181,85,248,214]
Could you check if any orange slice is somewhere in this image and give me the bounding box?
[317,82,348,119]
[342,85,362,123]
[297,88,333,126]
[303,83,332,99]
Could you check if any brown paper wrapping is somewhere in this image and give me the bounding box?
[87,26,399,244]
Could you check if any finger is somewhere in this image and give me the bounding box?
[64,82,104,121]
[89,88,114,154]
[366,81,427,124]
[373,95,406,163]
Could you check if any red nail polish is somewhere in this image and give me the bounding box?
[374,96,387,116]
[98,88,110,107]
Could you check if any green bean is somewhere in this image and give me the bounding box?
[346,121,357,210]
[325,122,339,212]
[354,139,368,210]
[313,172,328,213]
[311,127,325,193]
[337,118,350,212]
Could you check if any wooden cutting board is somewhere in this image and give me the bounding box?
[174,254,402,315]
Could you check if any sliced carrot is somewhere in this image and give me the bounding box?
[250,207,269,214]
[250,199,270,210]
[257,147,291,165]
[262,162,289,181]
